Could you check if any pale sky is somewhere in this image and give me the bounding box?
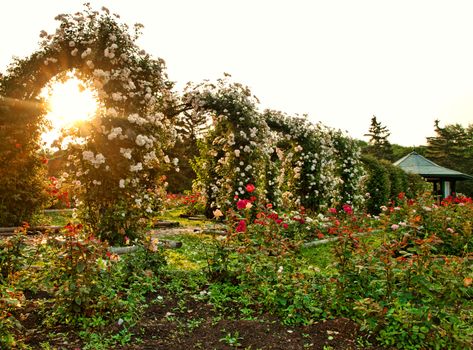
[2,0,473,146]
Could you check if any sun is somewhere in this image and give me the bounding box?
[41,74,98,149]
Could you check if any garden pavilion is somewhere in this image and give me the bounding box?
[394,151,473,199]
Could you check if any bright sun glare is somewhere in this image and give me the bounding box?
[41,75,98,149]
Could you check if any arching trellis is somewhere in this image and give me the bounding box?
[186,79,366,215]
[183,78,270,217]
[0,6,178,244]
[263,110,365,211]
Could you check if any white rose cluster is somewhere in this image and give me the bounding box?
[107,127,124,140]
[130,162,143,172]
[82,150,106,168]
[81,47,92,59]
[120,147,132,159]
[135,134,154,148]
[128,113,148,126]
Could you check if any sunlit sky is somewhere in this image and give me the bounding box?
[2,0,473,146]
[40,75,98,148]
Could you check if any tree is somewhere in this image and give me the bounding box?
[165,110,209,193]
[391,144,427,162]
[426,120,473,196]
[363,115,394,161]
[426,120,470,169]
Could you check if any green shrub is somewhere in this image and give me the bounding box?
[362,156,427,214]
[405,172,430,198]
[37,224,166,326]
[382,160,407,199]
[0,226,31,348]
[0,284,22,349]
[204,188,332,325]
[383,194,473,256]
[331,195,473,349]
[0,101,49,226]
[362,155,391,214]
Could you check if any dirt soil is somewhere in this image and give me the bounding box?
[17,289,386,350]
[117,291,385,350]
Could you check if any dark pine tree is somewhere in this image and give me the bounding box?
[363,115,394,161]
[426,120,473,196]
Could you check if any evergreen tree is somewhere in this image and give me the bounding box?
[363,115,394,161]
[426,120,473,195]
[426,120,470,169]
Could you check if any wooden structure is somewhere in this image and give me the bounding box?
[394,152,473,198]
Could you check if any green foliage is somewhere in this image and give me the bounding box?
[0,226,29,283]
[204,193,333,325]
[426,121,473,196]
[165,110,209,193]
[331,195,473,349]
[383,193,473,256]
[0,100,49,226]
[362,155,391,214]
[391,144,427,162]
[39,223,114,323]
[3,194,472,349]
[381,160,408,199]
[362,156,426,214]
[363,115,394,161]
[0,284,22,349]
[0,221,167,347]
[405,172,431,199]
[220,330,242,347]
[191,137,219,217]
[188,79,366,215]
[0,227,30,348]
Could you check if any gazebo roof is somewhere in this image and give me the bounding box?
[394,152,473,180]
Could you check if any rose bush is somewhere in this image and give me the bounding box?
[187,78,366,216]
[185,78,270,217]
[0,5,178,244]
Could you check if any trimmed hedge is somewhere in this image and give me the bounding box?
[362,156,391,214]
[362,156,427,214]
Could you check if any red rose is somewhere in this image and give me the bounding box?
[237,199,250,210]
[236,220,246,232]
[342,204,353,215]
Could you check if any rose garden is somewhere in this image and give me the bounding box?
[0,7,472,350]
